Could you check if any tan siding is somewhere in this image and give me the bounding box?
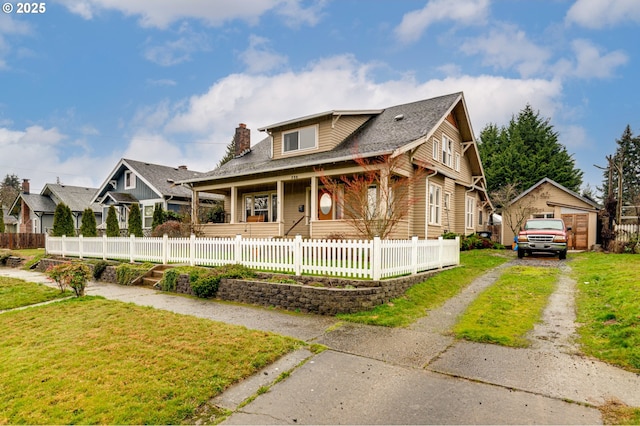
[271,115,371,160]
[442,178,456,233]
[282,181,309,238]
[413,176,426,238]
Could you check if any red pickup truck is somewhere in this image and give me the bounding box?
[517,218,571,260]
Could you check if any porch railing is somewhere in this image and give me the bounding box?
[45,234,460,280]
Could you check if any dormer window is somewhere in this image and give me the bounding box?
[283,125,317,153]
[124,171,136,189]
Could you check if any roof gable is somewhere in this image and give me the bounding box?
[42,184,101,213]
[510,178,600,208]
[184,92,467,184]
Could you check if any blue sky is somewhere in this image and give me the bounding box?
[1,0,638,196]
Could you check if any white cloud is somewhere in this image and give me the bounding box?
[460,24,551,78]
[143,23,210,66]
[0,15,33,70]
[239,35,288,74]
[55,0,314,29]
[394,0,490,44]
[554,39,628,79]
[566,0,640,29]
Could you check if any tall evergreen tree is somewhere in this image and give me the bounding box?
[216,137,236,168]
[52,203,75,236]
[151,203,165,230]
[106,205,120,237]
[0,174,21,209]
[79,208,98,237]
[602,125,640,205]
[478,105,583,196]
[128,203,143,237]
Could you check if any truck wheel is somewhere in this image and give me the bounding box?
[517,248,525,259]
[559,250,567,260]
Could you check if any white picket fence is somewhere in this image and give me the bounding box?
[45,234,460,280]
[615,223,639,242]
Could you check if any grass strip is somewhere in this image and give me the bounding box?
[0,276,72,310]
[0,297,301,425]
[337,250,511,327]
[453,265,557,347]
[570,252,640,373]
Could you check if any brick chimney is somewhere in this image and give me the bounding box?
[234,123,251,158]
[22,179,30,194]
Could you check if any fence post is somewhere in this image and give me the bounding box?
[234,234,242,265]
[294,235,302,276]
[79,235,84,259]
[130,234,135,263]
[411,236,418,275]
[61,235,66,258]
[162,234,168,265]
[190,234,196,266]
[438,236,444,268]
[102,234,107,260]
[372,236,381,280]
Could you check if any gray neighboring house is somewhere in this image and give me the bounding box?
[2,204,18,233]
[9,179,101,234]
[91,158,221,230]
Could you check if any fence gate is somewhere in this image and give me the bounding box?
[562,214,588,250]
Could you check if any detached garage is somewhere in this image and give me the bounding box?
[501,178,600,250]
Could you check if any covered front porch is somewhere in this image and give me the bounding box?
[191,163,410,239]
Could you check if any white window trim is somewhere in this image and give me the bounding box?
[432,138,439,161]
[282,124,318,154]
[442,135,453,168]
[466,196,475,229]
[244,192,277,222]
[124,170,136,190]
[429,183,442,225]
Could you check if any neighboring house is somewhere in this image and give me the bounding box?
[501,177,600,250]
[2,204,18,233]
[9,179,102,234]
[179,92,493,239]
[91,158,221,230]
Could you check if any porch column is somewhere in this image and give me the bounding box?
[276,179,284,236]
[191,189,200,225]
[230,186,237,224]
[310,176,318,222]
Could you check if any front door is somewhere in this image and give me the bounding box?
[318,190,333,220]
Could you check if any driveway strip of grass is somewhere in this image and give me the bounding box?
[337,250,511,327]
[453,265,558,347]
[0,297,301,425]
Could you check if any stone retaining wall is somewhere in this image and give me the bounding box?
[34,257,448,315]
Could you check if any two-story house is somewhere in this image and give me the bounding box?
[91,158,221,231]
[179,92,493,240]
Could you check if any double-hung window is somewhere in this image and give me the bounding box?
[466,196,475,229]
[429,183,442,225]
[124,171,136,189]
[442,135,453,168]
[283,125,317,153]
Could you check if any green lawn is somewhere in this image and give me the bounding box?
[337,249,512,327]
[0,276,72,310]
[453,265,558,347]
[571,252,640,373]
[0,297,301,424]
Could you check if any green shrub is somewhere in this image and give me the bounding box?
[92,260,109,280]
[46,262,91,297]
[52,203,75,237]
[80,208,98,237]
[160,264,255,298]
[115,263,152,286]
[128,203,143,237]
[106,205,120,237]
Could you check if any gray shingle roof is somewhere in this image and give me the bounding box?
[123,159,208,198]
[187,92,463,182]
[43,184,101,213]
[19,193,57,214]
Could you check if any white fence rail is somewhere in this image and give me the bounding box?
[615,224,639,242]
[46,235,460,280]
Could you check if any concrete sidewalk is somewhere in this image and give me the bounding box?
[2,264,639,424]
